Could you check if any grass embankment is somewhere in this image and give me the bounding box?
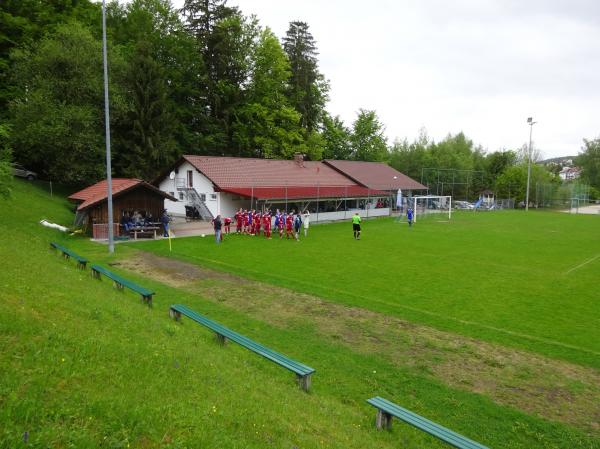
[0,180,598,448]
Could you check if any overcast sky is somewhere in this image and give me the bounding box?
[172,0,600,158]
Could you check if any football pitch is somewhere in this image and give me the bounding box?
[133,210,600,370]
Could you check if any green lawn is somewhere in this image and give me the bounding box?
[1,180,599,448]
[132,210,600,370]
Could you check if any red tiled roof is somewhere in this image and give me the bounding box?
[182,156,357,189]
[69,178,176,211]
[323,160,427,191]
[220,185,388,200]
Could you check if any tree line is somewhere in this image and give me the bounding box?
[0,0,597,200]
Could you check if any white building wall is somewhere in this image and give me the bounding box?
[158,161,217,217]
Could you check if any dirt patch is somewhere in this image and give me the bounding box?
[117,253,600,434]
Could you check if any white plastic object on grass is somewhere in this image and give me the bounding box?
[40,219,68,232]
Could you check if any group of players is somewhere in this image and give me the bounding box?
[223,208,304,240]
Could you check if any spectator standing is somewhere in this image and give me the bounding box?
[213,215,222,244]
[161,210,170,237]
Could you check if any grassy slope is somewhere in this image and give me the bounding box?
[1,180,598,448]
[130,210,600,370]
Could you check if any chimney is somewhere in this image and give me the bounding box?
[294,152,304,167]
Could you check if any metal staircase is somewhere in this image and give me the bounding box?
[179,187,213,220]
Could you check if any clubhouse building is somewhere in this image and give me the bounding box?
[155,154,426,223]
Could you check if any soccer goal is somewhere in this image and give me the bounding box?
[412,195,452,222]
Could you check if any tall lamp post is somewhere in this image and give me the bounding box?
[525,117,537,212]
[102,0,114,252]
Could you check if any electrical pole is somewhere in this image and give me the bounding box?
[102,0,114,252]
[525,117,537,212]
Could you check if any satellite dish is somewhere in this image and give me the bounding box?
[169,171,175,180]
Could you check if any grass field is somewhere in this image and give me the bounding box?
[132,209,600,369]
[1,180,599,449]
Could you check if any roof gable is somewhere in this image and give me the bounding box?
[70,179,176,211]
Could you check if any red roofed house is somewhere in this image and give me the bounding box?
[68,178,176,236]
[155,154,425,222]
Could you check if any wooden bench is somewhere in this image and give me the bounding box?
[129,226,161,240]
[169,304,315,391]
[50,242,88,269]
[367,397,488,449]
[90,264,154,307]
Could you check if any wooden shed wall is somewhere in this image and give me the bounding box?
[86,187,166,227]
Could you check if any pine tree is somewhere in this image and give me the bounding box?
[182,0,256,153]
[282,21,328,132]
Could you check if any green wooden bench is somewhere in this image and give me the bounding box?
[367,397,488,449]
[169,304,315,391]
[50,242,88,269]
[90,264,154,307]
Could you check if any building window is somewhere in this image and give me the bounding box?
[179,192,184,201]
[210,194,217,201]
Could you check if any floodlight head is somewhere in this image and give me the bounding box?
[527,117,533,124]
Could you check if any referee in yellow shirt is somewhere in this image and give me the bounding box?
[352,212,362,240]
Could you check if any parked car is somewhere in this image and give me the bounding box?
[13,164,37,180]
[454,200,474,210]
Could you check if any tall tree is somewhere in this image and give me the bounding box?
[321,114,352,160]
[110,0,200,174]
[182,0,256,153]
[282,21,328,132]
[9,23,127,184]
[576,138,600,190]
[0,0,100,119]
[350,109,388,162]
[232,27,303,158]
[119,41,176,179]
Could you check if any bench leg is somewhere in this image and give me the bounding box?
[142,295,153,308]
[296,374,311,392]
[91,270,100,279]
[169,309,181,321]
[215,333,228,346]
[375,410,393,430]
[77,261,87,270]
[114,281,124,291]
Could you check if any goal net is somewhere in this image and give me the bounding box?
[412,195,452,222]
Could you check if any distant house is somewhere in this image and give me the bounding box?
[154,154,426,222]
[559,166,581,181]
[69,178,176,236]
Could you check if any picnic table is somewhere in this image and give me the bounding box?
[128,222,162,240]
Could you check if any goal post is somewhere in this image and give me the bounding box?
[412,195,452,223]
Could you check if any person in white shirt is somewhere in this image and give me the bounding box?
[303,210,310,237]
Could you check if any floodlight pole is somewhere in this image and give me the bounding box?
[525,117,536,212]
[102,0,114,253]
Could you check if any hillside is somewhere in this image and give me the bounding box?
[0,180,598,449]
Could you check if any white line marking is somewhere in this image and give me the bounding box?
[565,254,600,275]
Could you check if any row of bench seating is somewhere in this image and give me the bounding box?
[50,242,154,306]
[49,241,489,449]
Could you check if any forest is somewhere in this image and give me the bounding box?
[0,0,598,199]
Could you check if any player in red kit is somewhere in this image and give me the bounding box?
[223,216,231,234]
[285,212,294,239]
[254,211,262,236]
[235,209,243,233]
[263,211,271,238]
